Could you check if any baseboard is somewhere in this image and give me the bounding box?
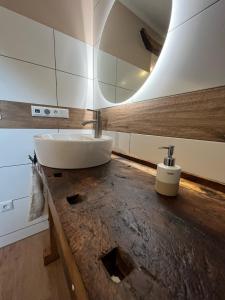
[0,220,49,248]
[113,151,225,193]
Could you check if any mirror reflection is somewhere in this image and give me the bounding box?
[97,0,172,103]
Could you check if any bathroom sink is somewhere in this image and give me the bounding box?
[34,134,113,169]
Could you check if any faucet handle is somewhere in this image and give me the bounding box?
[87,109,100,112]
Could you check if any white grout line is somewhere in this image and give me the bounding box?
[53,29,59,107]
[0,163,31,169]
[0,54,94,80]
[169,0,222,33]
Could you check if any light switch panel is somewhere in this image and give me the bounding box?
[31,105,69,118]
[0,200,14,213]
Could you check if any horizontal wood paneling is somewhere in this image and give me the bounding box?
[101,85,225,142]
[0,100,93,129]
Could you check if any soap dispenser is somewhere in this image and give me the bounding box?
[155,145,181,197]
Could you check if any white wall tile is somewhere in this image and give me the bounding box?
[97,50,116,84]
[94,78,117,109]
[116,87,134,103]
[0,129,57,167]
[0,165,31,202]
[117,59,149,90]
[130,134,225,184]
[0,7,55,68]
[57,71,93,109]
[0,56,57,105]
[98,81,116,103]
[0,220,48,248]
[132,0,225,102]
[0,196,47,237]
[169,0,218,31]
[55,30,93,79]
[103,131,130,155]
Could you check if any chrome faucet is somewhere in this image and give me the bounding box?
[81,109,102,138]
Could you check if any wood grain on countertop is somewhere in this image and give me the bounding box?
[41,155,225,300]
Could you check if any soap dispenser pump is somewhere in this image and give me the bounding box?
[155,145,181,197]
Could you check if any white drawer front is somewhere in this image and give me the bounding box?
[0,165,31,202]
[0,196,47,237]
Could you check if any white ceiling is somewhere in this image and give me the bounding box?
[119,0,172,36]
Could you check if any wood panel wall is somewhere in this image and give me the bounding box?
[101,85,225,142]
[0,100,93,129]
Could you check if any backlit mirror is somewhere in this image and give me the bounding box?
[96,0,172,104]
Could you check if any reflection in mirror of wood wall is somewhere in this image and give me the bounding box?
[101,85,225,142]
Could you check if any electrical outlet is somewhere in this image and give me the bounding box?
[31,105,69,118]
[0,200,14,213]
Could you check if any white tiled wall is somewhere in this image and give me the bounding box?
[116,87,134,103]
[98,81,116,103]
[0,129,57,247]
[0,56,57,105]
[103,131,130,155]
[169,0,219,31]
[0,7,94,108]
[95,49,149,105]
[0,7,94,247]
[97,50,116,84]
[94,0,225,106]
[0,6,55,67]
[116,59,149,91]
[0,129,57,167]
[131,0,225,102]
[57,71,93,109]
[55,30,93,79]
[0,165,31,202]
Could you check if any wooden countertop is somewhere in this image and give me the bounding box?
[41,155,225,300]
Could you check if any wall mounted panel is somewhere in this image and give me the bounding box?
[0,56,57,105]
[102,85,225,142]
[57,71,93,109]
[0,7,55,67]
[0,100,93,129]
[169,0,219,31]
[55,30,93,79]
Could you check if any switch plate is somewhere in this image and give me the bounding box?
[0,200,14,213]
[31,105,69,118]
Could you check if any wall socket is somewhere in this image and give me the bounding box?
[31,105,69,118]
[0,200,14,213]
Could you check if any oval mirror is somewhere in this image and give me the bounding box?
[97,0,172,104]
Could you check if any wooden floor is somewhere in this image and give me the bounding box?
[0,230,71,300]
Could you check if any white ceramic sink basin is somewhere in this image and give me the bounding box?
[34,134,113,169]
